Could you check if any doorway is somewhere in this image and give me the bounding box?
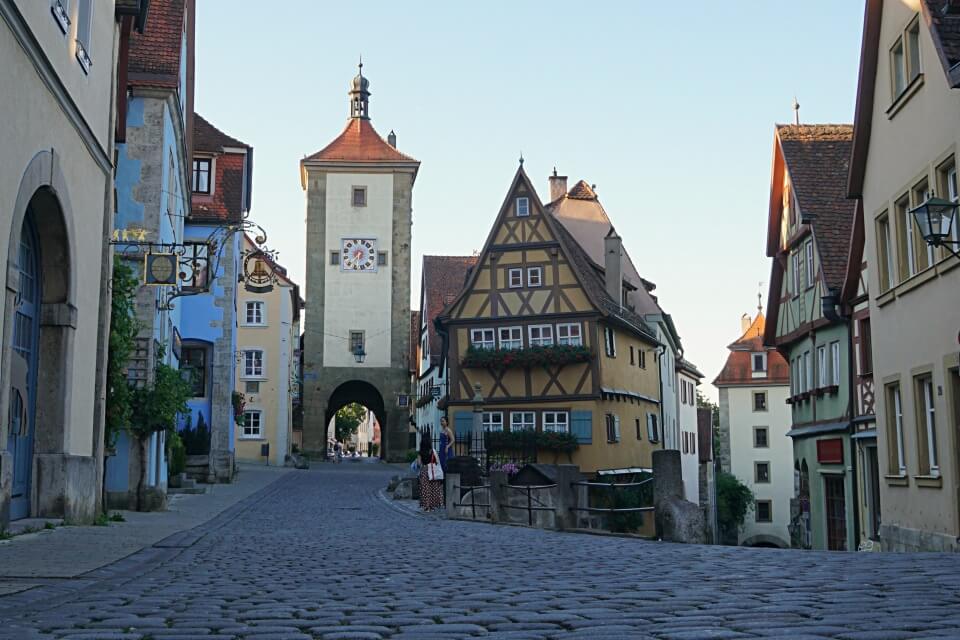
[865,445,881,540]
[7,214,41,520]
[824,474,847,551]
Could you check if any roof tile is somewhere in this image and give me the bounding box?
[305,119,418,164]
[128,0,184,87]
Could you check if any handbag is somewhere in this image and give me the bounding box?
[426,450,444,481]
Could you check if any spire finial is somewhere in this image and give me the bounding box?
[358,54,363,75]
[757,282,763,315]
[792,96,800,126]
[519,152,524,166]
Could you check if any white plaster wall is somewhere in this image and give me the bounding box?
[275,284,293,465]
[0,10,115,458]
[727,384,793,546]
[323,172,394,368]
[678,371,699,504]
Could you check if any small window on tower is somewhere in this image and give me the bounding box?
[352,187,367,207]
[378,252,388,266]
[330,251,340,266]
[516,197,529,217]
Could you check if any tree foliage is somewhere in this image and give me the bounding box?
[105,258,140,448]
[716,472,754,544]
[130,352,193,438]
[335,403,366,442]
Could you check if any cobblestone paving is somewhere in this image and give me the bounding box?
[2,465,960,640]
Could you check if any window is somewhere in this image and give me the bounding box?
[689,431,696,455]
[377,252,388,267]
[557,323,582,346]
[352,186,367,207]
[753,391,767,412]
[245,381,259,394]
[891,36,907,97]
[817,346,827,388]
[181,243,210,291]
[636,418,643,440]
[482,412,503,432]
[543,412,569,433]
[916,375,938,474]
[245,301,265,325]
[181,346,206,397]
[682,431,689,454]
[499,326,522,350]
[906,17,921,82]
[52,0,71,33]
[752,352,767,373]
[805,240,815,288]
[75,0,93,72]
[330,251,340,266]
[859,319,873,375]
[754,426,769,448]
[471,328,495,350]
[192,158,211,194]
[937,158,959,248]
[349,331,365,356]
[791,251,801,296]
[510,412,535,431]
[886,383,906,474]
[793,357,800,395]
[604,326,616,357]
[896,195,917,280]
[605,414,621,443]
[912,179,935,269]
[243,350,264,378]
[516,197,529,217]
[830,342,841,387]
[755,462,771,484]
[876,213,894,292]
[508,268,523,288]
[527,267,542,287]
[638,349,646,368]
[755,500,772,523]
[630,345,635,366]
[241,410,262,438]
[528,325,553,347]
[804,351,813,392]
[647,414,660,442]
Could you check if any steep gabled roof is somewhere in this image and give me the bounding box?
[194,114,249,153]
[128,0,184,89]
[305,119,418,164]
[714,313,790,387]
[729,312,767,350]
[770,124,855,292]
[421,255,477,366]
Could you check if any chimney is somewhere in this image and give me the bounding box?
[740,314,752,335]
[549,167,567,202]
[387,129,397,147]
[604,229,623,307]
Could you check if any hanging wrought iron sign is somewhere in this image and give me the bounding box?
[242,248,280,294]
[144,253,178,286]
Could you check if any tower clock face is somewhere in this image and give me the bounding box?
[341,238,378,272]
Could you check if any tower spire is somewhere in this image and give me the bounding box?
[792,96,800,126]
[349,59,371,120]
[757,282,763,315]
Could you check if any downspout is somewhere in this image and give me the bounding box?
[434,317,450,418]
[823,289,861,549]
[656,344,666,450]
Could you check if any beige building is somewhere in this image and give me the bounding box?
[847,0,960,551]
[235,235,303,466]
[0,1,146,524]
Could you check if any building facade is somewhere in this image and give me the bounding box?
[438,167,663,475]
[180,114,253,482]
[300,68,419,461]
[678,359,704,504]
[847,0,960,551]
[234,234,302,466]
[0,0,146,524]
[715,312,793,548]
[765,124,858,551]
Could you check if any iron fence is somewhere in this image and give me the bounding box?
[431,430,538,472]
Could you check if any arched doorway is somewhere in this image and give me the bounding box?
[7,212,41,521]
[325,381,385,459]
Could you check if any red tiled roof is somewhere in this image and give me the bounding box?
[305,119,418,164]
[714,313,789,386]
[776,124,855,292]
[925,0,960,84]
[567,180,597,200]
[194,114,249,153]
[409,311,420,374]
[128,0,184,88]
[422,255,477,366]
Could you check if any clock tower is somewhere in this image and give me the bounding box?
[299,66,419,460]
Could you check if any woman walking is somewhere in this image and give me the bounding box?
[417,428,444,512]
[438,416,455,471]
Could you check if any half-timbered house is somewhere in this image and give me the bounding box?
[437,166,662,474]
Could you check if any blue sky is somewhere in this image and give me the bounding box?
[195,1,865,400]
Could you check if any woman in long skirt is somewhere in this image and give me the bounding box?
[418,428,444,511]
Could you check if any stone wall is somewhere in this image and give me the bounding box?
[717,387,731,474]
[880,523,960,553]
[208,237,237,483]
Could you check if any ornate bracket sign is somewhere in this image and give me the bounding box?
[144,253,178,286]
[242,247,280,294]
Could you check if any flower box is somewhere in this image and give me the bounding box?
[461,344,592,370]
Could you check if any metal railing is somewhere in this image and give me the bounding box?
[569,477,654,514]
[454,483,491,520]
[502,483,557,526]
[432,431,537,471]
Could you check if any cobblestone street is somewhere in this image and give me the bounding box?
[2,465,960,640]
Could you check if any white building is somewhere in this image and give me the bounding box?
[677,359,704,504]
[714,312,793,548]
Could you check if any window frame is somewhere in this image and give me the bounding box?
[349,331,365,357]
[352,186,367,207]
[510,411,535,432]
[498,326,523,350]
[528,324,554,347]
[876,211,894,292]
[890,35,907,99]
[805,239,815,289]
[330,251,340,266]
[647,413,660,442]
[470,328,495,350]
[638,349,646,369]
[516,197,530,217]
[754,461,771,484]
[75,0,93,72]
[242,349,264,379]
[377,251,388,267]
[605,414,621,443]
[753,391,768,412]
[556,323,582,346]
[244,300,266,326]
[937,157,959,250]
[804,351,813,392]
[482,411,504,432]
[543,411,569,433]
[241,409,263,439]
[886,382,906,475]
[817,345,827,388]
[915,374,939,475]
[527,267,543,287]
[752,352,767,374]
[180,345,207,398]
[604,326,616,358]
[830,342,841,387]
[508,268,523,289]
[192,158,212,194]
[791,251,801,297]
[896,194,917,280]
[52,0,71,34]
[755,500,773,523]
[753,426,769,449]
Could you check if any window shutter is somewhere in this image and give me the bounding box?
[453,411,472,437]
[647,414,654,441]
[571,410,592,444]
[613,415,621,442]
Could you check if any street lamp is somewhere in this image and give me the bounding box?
[911,194,960,259]
[353,345,366,364]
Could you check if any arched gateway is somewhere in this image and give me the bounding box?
[298,66,419,460]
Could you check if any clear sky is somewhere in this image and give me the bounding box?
[195,1,865,401]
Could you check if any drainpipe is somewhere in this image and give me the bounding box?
[657,344,666,450]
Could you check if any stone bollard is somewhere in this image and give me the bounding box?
[445,473,460,517]
[488,470,508,524]
[653,449,706,544]
[553,465,585,531]
[653,449,684,503]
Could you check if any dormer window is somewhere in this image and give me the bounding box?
[890,15,922,102]
[752,352,767,378]
[516,197,529,217]
[192,158,211,194]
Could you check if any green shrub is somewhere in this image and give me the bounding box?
[404,449,418,463]
[717,472,754,544]
[167,430,186,476]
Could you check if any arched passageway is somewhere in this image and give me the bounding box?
[324,381,385,459]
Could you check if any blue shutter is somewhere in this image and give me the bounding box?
[454,411,473,437]
[571,410,592,444]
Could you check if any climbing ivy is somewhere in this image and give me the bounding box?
[105,258,140,449]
